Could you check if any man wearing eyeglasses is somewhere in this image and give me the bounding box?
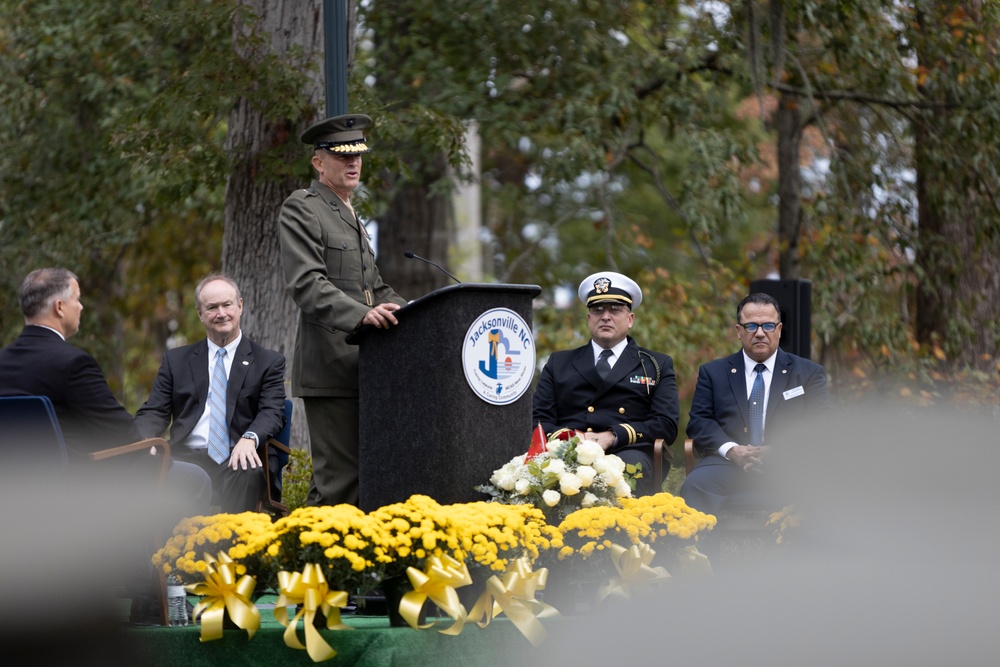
[680,292,830,515]
[532,271,679,496]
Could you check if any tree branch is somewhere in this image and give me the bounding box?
[627,145,711,265]
[772,82,966,111]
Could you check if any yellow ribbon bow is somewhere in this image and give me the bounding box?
[597,542,671,602]
[674,544,714,580]
[274,564,352,663]
[400,554,471,635]
[468,557,557,647]
[187,552,260,643]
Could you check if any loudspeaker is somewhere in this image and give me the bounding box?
[749,279,812,360]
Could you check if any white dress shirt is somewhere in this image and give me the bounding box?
[716,349,777,459]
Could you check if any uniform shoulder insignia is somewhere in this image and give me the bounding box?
[304,187,318,196]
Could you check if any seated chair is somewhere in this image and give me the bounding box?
[256,398,293,517]
[652,438,672,492]
[0,394,173,625]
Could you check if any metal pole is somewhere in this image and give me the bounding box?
[323,0,348,116]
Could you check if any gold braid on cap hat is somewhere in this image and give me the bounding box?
[319,141,369,154]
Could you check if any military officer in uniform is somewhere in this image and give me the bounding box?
[532,271,680,496]
[278,113,407,507]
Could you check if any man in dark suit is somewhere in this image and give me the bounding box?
[0,268,210,495]
[532,271,680,496]
[0,267,144,463]
[135,274,286,513]
[0,267,212,624]
[279,113,407,507]
[680,292,831,516]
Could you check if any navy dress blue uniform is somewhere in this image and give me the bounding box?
[532,337,679,495]
[532,271,679,496]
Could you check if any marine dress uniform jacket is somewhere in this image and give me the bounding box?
[532,337,680,456]
[278,179,406,398]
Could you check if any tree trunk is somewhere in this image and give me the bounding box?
[915,131,1000,371]
[370,1,454,300]
[775,92,803,280]
[913,2,1000,370]
[376,151,453,299]
[221,0,329,451]
[770,0,802,280]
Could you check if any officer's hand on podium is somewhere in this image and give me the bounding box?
[361,302,401,328]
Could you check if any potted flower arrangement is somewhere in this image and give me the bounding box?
[475,431,635,523]
[153,511,276,584]
[244,503,391,597]
[365,495,468,627]
[442,500,562,614]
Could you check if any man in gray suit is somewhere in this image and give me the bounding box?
[278,113,406,507]
[135,274,286,513]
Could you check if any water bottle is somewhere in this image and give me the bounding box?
[166,573,189,626]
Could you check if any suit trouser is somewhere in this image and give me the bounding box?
[680,456,785,568]
[173,447,265,514]
[127,457,212,607]
[303,395,359,507]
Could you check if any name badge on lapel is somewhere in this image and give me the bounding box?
[783,385,805,400]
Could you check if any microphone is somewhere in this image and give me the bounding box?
[404,251,461,284]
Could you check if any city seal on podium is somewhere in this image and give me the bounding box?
[462,307,535,405]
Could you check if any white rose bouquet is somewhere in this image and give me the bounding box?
[476,429,635,521]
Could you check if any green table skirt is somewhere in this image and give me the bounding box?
[121,596,545,667]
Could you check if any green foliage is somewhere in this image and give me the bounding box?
[0,0,234,398]
[280,447,312,514]
[2,0,997,411]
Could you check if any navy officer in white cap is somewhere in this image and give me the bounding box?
[532,271,679,495]
[278,113,407,507]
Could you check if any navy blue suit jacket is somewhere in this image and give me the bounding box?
[134,335,285,451]
[687,348,830,457]
[0,326,140,463]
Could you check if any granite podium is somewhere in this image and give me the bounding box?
[348,283,541,511]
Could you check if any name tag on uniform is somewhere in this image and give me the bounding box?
[783,385,805,400]
[630,376,656,387]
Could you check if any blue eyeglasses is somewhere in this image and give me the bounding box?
[738,321,780,333]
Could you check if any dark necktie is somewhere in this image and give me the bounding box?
[596,349,613,380]
[748,362,766,446]
[208,348,230,464]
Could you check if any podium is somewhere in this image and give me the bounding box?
[349,283,542,511]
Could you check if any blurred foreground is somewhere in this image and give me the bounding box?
[2,401,997,665]
[533,401,1000,665]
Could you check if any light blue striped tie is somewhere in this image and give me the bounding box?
[207,348,230,464]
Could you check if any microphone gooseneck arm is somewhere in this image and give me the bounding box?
[404,251,462,284]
